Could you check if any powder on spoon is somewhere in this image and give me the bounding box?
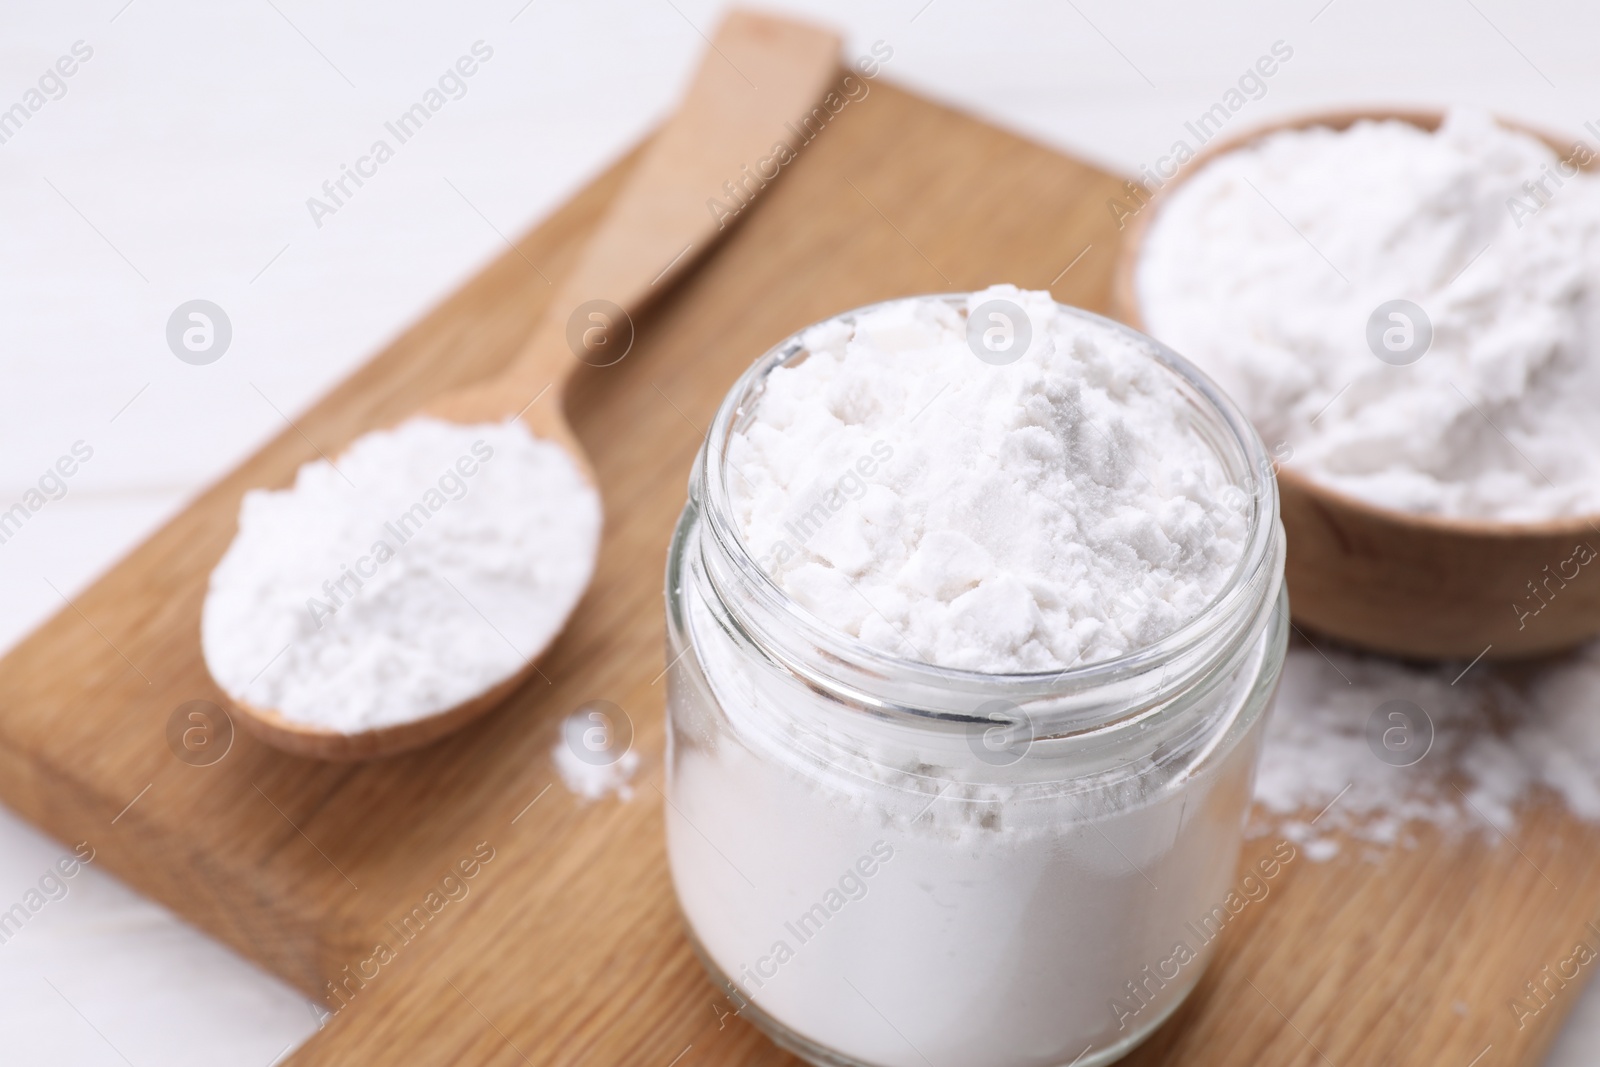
[727,285,1247,673]
[1138,108,1600,521]
[202,416,601,732]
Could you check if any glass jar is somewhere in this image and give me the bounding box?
[662,296,1287,1067]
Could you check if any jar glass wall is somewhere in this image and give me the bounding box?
[663,297,1288,1067]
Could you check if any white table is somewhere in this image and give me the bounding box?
[2,0,1595,1061]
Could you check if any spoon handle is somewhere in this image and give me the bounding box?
[498,9,843,398]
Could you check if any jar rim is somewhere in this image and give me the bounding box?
[692,291,1285,719]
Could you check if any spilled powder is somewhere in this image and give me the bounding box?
[1250,640,1600,859]
[551,707,638,801]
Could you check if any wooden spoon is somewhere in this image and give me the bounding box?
[1113,108,1600,661]
[224,10,843,759]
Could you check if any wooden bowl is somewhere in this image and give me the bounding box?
[1112,108,1600,661]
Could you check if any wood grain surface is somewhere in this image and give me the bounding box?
[1,79,1598,1067]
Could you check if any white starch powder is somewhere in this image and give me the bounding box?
[668,290,1283,1066]
[671,575,1272,1067]
[669,713,1258,1067]
[1251,640,1600,860]
[728,286,1247,672]
[1139,109,1600,521]
[552,707,639,801]
[203,417,600,732]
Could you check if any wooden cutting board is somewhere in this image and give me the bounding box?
[3,78,1598,1067]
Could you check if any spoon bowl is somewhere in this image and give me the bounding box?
[229,670,532,761]
[1113,107,1600,661]
[220,10,844,759]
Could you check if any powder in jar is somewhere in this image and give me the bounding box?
[728,285,1247,671]
[666,290,1286,1067]
[1137,108,1600,521]
[202,416,600,732]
